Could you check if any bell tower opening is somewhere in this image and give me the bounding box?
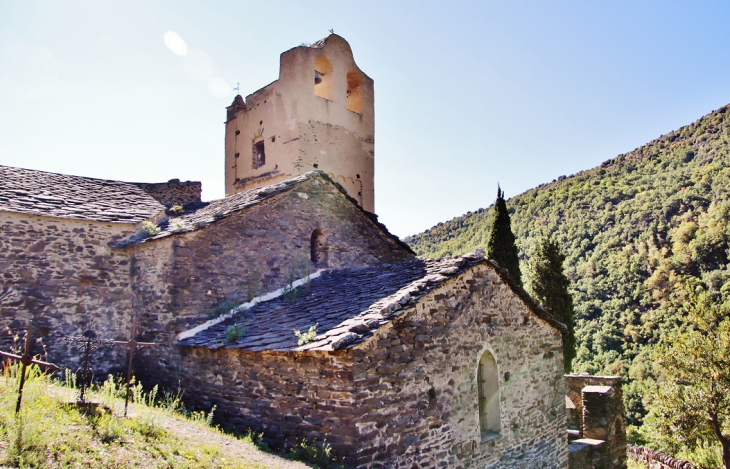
[346,71,363,114]
[314,55,334,100]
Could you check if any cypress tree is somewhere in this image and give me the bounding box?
[528,233,576,372]
[485,186,522,286]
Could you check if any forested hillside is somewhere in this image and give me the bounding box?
[405,104,730,425]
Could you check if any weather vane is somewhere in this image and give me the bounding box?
[329,29,334,34]
[233,82,240,93]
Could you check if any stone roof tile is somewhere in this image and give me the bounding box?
[177,252,564,352]
[0,165,166,224]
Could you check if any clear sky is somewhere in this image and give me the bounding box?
[2,1,730,237]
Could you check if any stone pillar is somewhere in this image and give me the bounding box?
[565,374,627,469]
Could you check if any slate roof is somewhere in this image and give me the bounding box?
[177,254,565,352]
[115,171,414,254]
[0,165,166,223]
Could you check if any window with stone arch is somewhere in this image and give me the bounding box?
[314,55,333,101]
[477,350,500,439]
[346,71,362,114]
[310,229,327,265]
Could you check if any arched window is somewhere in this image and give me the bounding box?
[314,56,333,101]
[346,71,362,114]
[310,229,327,265]
[477,350,500,439]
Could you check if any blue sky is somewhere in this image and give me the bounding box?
[2,1,730,237]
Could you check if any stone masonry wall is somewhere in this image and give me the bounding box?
[565,375,627,469]
[134,180,202,206]
[349,263,568,468]
[174,263,567,469]
[0,211,135,372]
[128,178,413,386]
[176,348,361,463]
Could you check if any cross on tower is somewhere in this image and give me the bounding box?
[0,321,59,414]
[112,316,156,417]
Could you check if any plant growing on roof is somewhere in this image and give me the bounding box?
[225,323,246,343]
[207,299,241,319]
[294,323,318,346]
[169,204,183,215]
[282,255,312,303]
[141,221,161,237]
[170,220,185,232]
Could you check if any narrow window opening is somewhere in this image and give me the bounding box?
[253,141,265,169]
[314,55,334,100]
[234,153,240,158]
[270,136,276,143]
[259,120,263,125]
[478,350,500,440]
[235,130,241,136]
[310,229,327,265]
[346,71,363,114]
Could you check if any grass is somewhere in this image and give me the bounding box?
[627,459,647,469]
[0,364,288,468]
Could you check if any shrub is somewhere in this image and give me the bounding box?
[241,429,270,452]
[294,323,318,346]
[225,323,245,343]
[287,438,343,468]
[170,204,183,215]
[141,221,161,237]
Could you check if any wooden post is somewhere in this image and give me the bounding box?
[0,321,59,414]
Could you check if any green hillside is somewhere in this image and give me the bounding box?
[405,104,730,425]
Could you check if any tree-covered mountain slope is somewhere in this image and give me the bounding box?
[405,104,730,424]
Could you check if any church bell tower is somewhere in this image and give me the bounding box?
[224,34,375,212]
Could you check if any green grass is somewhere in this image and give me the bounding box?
[627,459,647,469]
[0,365,273,468]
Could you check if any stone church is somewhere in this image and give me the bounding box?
[1,34,626,468]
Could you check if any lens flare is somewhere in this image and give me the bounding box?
[163,31,188,56]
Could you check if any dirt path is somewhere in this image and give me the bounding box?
[153,411,312,469]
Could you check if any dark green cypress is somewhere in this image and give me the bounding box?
[485,186,522,286]
[528,233,576,372]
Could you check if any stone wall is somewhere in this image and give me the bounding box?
[628,445,699,469]
[176,348,360,458]
[350,263,567,469]
[134,180,202,207]
[0,175,412,379]
[128,177,413,384]
[175,262,568,469]
[566,375,627,469]
[0,211,135,372]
